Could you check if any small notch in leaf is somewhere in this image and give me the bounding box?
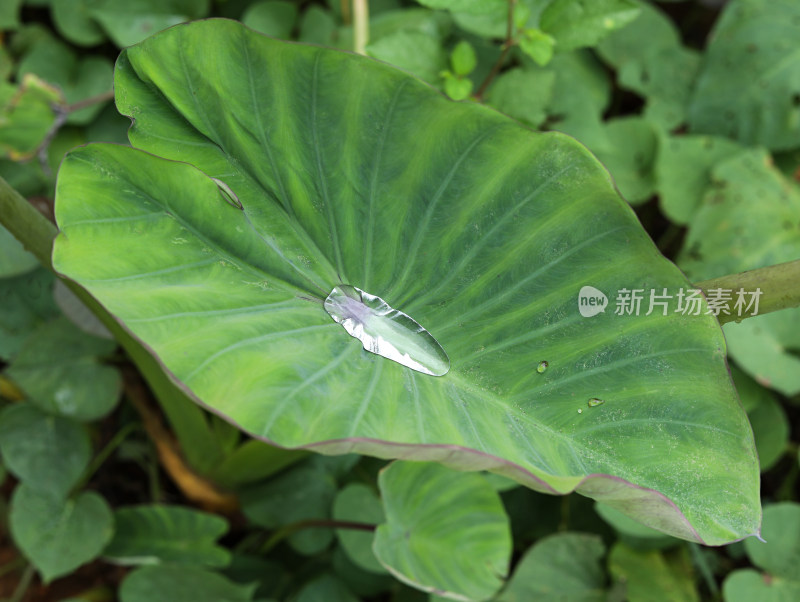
[212,177,243,210]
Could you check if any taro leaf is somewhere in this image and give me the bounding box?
[120,565,256,602]
[677,148,800,395]
[688,0,800,151]
[608,543,698,602]
[731,366,789,471]
[0,403,90,499]
[0,223,39,278]
[10,484,114,582]
[6,317,122,421]
[724,503,800,601]
[333,484,387,574]
[0,268,59,361]
[595,502,677,550]
[373,461,511,601]
[104,504,231,567]
[496,532,606,602]
[654,134,743,225]
[52,19,760,545]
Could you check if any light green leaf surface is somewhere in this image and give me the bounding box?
[366,30,446,84]
[333,484,387,574]
[374,461,511,601]
[120,565,256,602]
[10,484,113,582]
[52,19,760,544]
[688,0,800,151]
[486,67,554,128]
[496,532,606,602]
[104,504,232,567]
[609,543,698,602]
[0,403,90,499]
[722,569,800,602]
[6,317,121,421]
[0,75,61,160]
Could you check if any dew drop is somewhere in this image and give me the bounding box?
[324,285,450,376]
[536,360,549,374]
[577,408,583,414]
[588,397,605,408]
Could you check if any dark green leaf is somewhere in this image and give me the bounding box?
[608,543,698,602]
[51,0,106,46]
[0,224,39,278]
[0,268,59,361]
[486,67,554,127]
[591,117,658,204]
[120,565,256,602]
[104,504,231,567]
[540,0,641,52]
[10,484,113,582]
[366,30,446,83]
[333,484,386,574]
[0,403,90,499]
[744,503,800,579]
[242,1,298,40]
[88,0,211,47]
[294,573,359,602]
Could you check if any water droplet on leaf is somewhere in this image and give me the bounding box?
[324,285,450,376]
[536,360,548,374]
[588,397,605,407]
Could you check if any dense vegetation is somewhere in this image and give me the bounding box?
[1,1,800,601]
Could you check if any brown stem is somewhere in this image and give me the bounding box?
[475,0,517,100]
[122,367,239,513]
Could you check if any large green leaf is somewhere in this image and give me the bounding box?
[52,19,759,545]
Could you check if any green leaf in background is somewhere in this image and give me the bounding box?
[597,2,699,130]
[486,67,554,128]
[6,317,122,421]
[595,502,678,550]
[9,484,113,582]
[591,117,658,204]
[688,0,800,151]
[17,35,113,125]
[450,40,477,77]
[723,503,800,601]
[51,0,107,47]
[242,1,298,40]
[443,74,473,101]
[0,75,61,160]
[539,0,641,52]
[543,50,610,148]
[120,565,256,602]
[730,366,789,471]
[0,403,90,499]
[373,461,510,601]
[52,19,761,545]
[608,543,698,602]
[0,268,59,361]
[104,504,231,567]
[241,463,337,555]
[0,0,23,30]
[654,134,743,224]
[88,0,211,47]
[0,223,39,278]
[518,29,555,67]
[333,484,387,574]
[366,30,446,83]
[677,148,800,395]
[496,532,606,602]
[294,573,359,602]
[299,5,338,46]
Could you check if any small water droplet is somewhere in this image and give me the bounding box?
[324,285,449,376]
[536,360,549,374]
[577,408,583,414]
[588,397,605,408]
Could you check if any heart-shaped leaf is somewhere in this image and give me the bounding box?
[52,19,759,545]
[374,461,511,601]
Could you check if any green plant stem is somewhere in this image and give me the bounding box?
[695,259,800,324]
[8,563,34,602]
[353,0,368,55]
[260,519,377,554]
[475,0,517,99]
[73,422,141,492]
[0,175,56,269]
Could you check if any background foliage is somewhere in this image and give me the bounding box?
[1,0,799,601]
